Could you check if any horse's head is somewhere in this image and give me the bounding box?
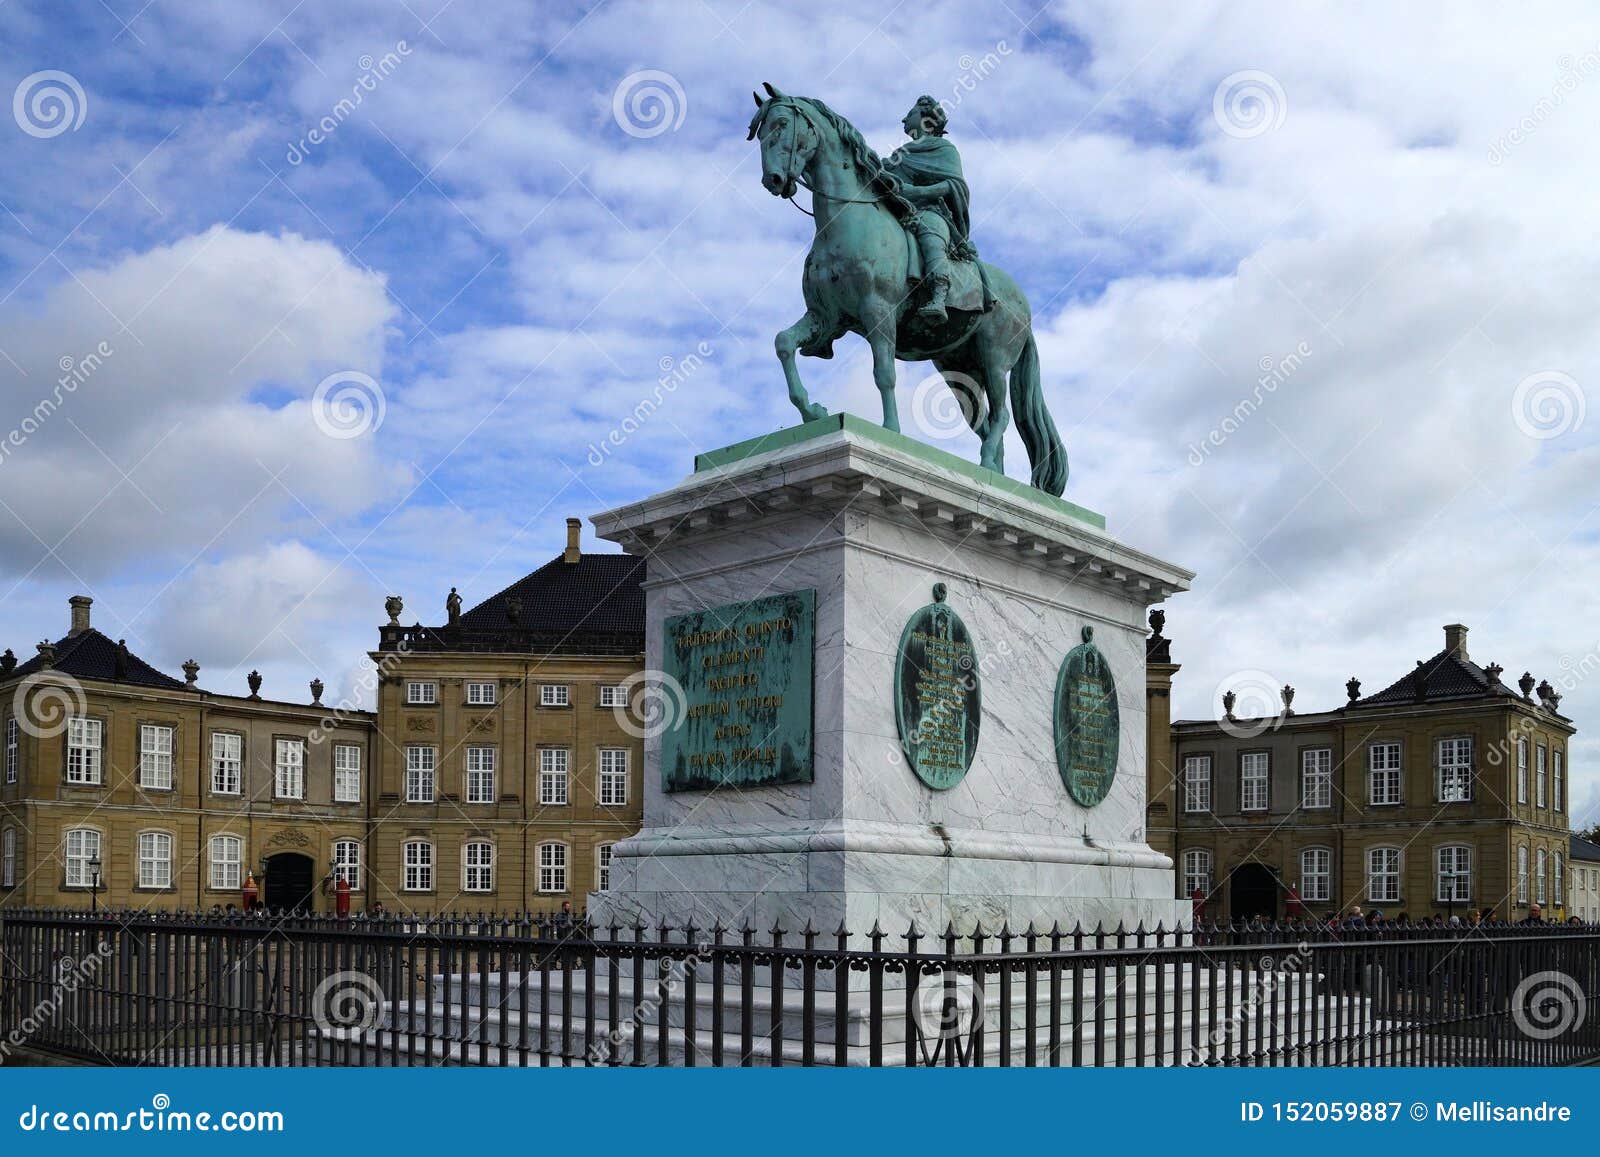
[748,83,820,199]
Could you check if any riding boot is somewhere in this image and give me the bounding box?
[918,276,950,323]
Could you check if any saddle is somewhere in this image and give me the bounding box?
[903,224,990,313]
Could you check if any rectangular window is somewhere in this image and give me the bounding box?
[138,723,174,790]
[333,840,362,891]
[274,738,305,799]
[1368,742,1402,805]
[211,732,242,795]
[403,841,433,892]
[1554,750,1565,811]
[599,748,629,806]
[1517,738,1528,803]
[1300,748,1332,809]
[65,717,103,785]
[1300,847,1331,902]
[1555,853,1564,902]
[5,716,17,784]
[1537,848,1548,904]
[1,827,14,888]
[1182,849,1212,898]
[209,835,242,890]
[1518,845,1530,903]
[598,684,626,708]
[539,684,569,708]
[539,747,569,805]
[1436,845,1471,903]
[1240,752,1269,812]
[405,681,437,705]
[537,843,567,893]
[64,828,101,888]
[596,843,614,892]
[466,746,496,804]
[1367,847,1401,904]
[1183,755,1211,813]
[333,744,362,803]
[138,831,173,890]
[466,681,497,706]
[463,843,494,892]
[1536,746,1548,808]
[1436,736,1472,803]
[405,746,436,803]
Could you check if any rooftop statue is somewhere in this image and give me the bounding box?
[749,84,1068,495]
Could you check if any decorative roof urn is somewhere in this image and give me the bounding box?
[385,595,404,626]
[1281,684,1295,715]
[1222,689,1237,720]
[309,677,324,706]
[247,669,263,700]
[1518,671,1536,700]
[1345,676,1361,702]
[182,659,200,686]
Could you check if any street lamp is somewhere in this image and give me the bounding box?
[86,854,102,914]
[1442,869,1457,924]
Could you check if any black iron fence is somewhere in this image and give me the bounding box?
[3,908,1597,1067]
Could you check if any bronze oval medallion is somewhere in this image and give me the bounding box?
[894,583,981,791]
[1054,625,1120,807]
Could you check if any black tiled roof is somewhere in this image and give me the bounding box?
[1571,836,1600,863]
[7,628,189,691]
[1352,646,1516,708]
[383,552,645,655]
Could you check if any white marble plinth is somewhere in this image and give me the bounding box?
[588,416,1193,937]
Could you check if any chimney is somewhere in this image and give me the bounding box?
[564,517,582,564]
[68,595,92,637]
[1443,623,1468,661]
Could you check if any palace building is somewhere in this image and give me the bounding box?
[1147,621,1577,922]
[0,520,644,915]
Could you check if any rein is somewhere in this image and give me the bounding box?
[771,96,886,218]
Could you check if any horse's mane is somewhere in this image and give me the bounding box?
[751,94,909,213]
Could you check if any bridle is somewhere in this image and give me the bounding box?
[761,97,882,218]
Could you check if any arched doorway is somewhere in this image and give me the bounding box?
[264,852,317,912]
[1229,862,1280,921]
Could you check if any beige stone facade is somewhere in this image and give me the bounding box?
[1150,623,1576,922]
[0,524,646,916]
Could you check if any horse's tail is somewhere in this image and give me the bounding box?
[1010,333,1067,496]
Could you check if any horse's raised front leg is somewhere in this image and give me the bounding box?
[868,330,899,432]
[775,313,829,424]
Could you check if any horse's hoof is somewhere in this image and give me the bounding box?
[802,404,829,423]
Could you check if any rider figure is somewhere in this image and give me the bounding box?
[881,95,974,325]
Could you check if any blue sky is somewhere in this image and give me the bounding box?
[2,1,1599,816]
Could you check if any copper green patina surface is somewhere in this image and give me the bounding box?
[1054,625,1120,807]
[893,583,980,791]
[661,589,815,792]
[694,414,1106,530]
